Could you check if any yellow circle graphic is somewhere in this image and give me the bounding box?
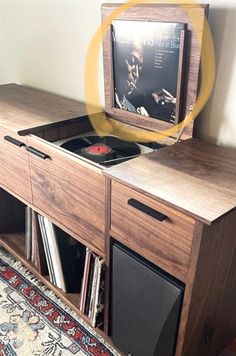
[84,0,216,142]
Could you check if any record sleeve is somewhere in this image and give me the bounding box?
[84,253,96,316]
[38,215,56,285]
[25,206,32,260]
[43,217,66,292]
[32,210,48,275]
[112,20,186,123]
[80,248,92,313]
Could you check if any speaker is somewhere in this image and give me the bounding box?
[111,242,184,356]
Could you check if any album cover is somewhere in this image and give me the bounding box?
[112,20,186,123]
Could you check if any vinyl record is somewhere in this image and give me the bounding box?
[60,136,141,166]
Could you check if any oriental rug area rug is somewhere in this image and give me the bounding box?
[0,248,120,356]
[0,248,235,356]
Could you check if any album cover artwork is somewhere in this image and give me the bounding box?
[112,20,186,123]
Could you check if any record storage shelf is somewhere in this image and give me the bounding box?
[0,228,93,327]
[1,84,236,356]
[0,184,107,335]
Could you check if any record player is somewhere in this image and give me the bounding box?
[40,3,208,169]
[0,3,209,255]
[54,133,155,167]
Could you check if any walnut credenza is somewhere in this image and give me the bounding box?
[0,84,236,355]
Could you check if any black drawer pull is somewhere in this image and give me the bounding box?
[4,135,25,148]
[128,199,167,222]
[26,146,50,160]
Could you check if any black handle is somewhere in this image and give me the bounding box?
[128,198,167,222]
[26,146,50,160]
[4,135,26,148]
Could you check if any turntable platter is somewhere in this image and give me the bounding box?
[60,136,141,166]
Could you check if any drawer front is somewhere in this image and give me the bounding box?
[26,136,106,253]
[0,128,32,203]
[111,181,195,281]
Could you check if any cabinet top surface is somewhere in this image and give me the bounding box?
[0,84,92,134]
[105,138,236,224]
[1,84,235,224]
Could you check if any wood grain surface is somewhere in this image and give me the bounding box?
[26,135,106,253]
[0,84,99,134]
[105,138,236,224]
[0,80,236,356]
[175,221,204,356]
[110,180,195,282]
[104,177,112,334]
[0,127,32,203]
[176,210,236,356]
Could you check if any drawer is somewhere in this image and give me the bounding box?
[26,135,106,254]
[111,181,195,281]
[0,128,32,203]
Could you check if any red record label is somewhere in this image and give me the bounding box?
[84,144,112,156]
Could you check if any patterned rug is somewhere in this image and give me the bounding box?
[0,248,120,356]
[0,248,235,356]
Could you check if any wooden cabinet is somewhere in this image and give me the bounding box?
[0,84,107,331]
[106,139,236,356]
[0,84,236,356]
[0,127,32,203]
[26,135,106,254]
[0,1,210,349]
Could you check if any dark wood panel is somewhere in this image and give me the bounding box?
[27,135,106,253]
[0,127,32,203]
[111,181,195,282]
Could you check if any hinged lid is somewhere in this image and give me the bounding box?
[0,84,97,135]
[102,3,209,141]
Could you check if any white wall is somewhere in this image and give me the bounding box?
[0,0,107,101]
[0,1,7,82]
[0,0,236,148]
[195,1,236,147]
